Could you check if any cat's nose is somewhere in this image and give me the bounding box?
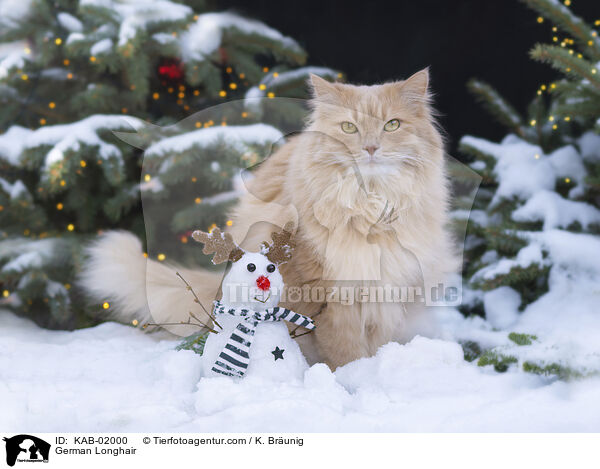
[364,145,379,156]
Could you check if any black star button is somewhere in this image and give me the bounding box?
[271,346,285,361]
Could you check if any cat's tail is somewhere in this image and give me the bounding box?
[78,231,221,335]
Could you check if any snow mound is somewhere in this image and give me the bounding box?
[2,310,600,432]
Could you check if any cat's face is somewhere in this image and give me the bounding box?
[307,69,439,179]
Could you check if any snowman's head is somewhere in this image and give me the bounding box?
[192,222,295,311]
[221,251,284,309]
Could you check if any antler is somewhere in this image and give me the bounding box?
[192,227,245,264]
[261,222,296,265]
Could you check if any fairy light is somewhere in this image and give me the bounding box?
[180,235,188,244]
[565,177,571,183]
[239,73,245,79]
[226,220,233,227]
[564,116,571,121]
[121,107,127,114]
[157,253,166,261]
[195,121,202,128]
[564,0,571,6]
[534,153,540,159]
[23,229,30,236]
[80,160,86,167]
[168,87,174,93]
[551,83,557,89]
[208,223,217,232]
[102,301,110,309]
[178,92,184,99]
[221,121,227,126]
[153,92,159,100]
[56,203,63,210]
[191,177,197,182]
[273,72,279,78]
[267,92,275,98]
[21,74,28,81]
[226,67,232,73]
[144,174,151,182]
[537,16,544,23]
[2,290,9,298]
[553,36,558,42]
[55,38,62,45]
[40,118,46,125]
[67,223,75,231]
[552,124,558,130]
[89,56,96,62]
[63,59,69,66]
[24,47,31,54]
[262,67,269,73]
[241,111,248,118]
[592,68,598,74]
[194,197,202,204]
[530,119,537,126]
[219,90,226,97]
[193,90,200,96]
[588,41,594,46]
[229,83,237,90]
[552,26,558,32]
[48,102,56,109]
[258,84,266,90]
[132,319,139,326]
[549,115,555,122]
[67,73,73,79]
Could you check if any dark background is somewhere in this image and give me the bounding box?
[222,0,597,154]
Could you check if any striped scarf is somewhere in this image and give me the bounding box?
[211,300,316,378]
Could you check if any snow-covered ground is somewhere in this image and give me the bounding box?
[2,304,599,432]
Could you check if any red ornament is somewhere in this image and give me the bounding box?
[256,275,270,291]
[158,59,184,80]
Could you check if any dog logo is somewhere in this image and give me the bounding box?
[3,435,50,466]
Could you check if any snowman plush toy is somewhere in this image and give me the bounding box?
[192,223,315,381]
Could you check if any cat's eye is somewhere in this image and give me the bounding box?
[266,264,276,273]
[341,121,358,134]
[246,263,256,272]
[384,119,401,132]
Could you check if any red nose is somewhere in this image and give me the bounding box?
[256,275,270,291]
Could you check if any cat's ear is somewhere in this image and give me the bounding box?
[308,74,339,100]
[401,68,429,97]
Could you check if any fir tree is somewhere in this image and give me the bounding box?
[0,0,338,328]
[458,0,600,379]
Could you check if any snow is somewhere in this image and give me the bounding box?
[0,177,29,200]
[483,287,520,329]
[57,12,83,32]
[0,41,28,80]
[472,243,546,281]
[513,190,600,230]
[80,0,192,46]
[180,12,301,61]
[90,38,113,56]
[145,123,283,159]
[1,309,600,432]
[0,115,145,169]
[0,0,33,28]
[579,131,600,162]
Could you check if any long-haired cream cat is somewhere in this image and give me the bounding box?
[81,69,457,369]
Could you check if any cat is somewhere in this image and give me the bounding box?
[80,69,458,370]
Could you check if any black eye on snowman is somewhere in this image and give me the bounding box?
[267,264,276,273]
[247,263,256,272]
